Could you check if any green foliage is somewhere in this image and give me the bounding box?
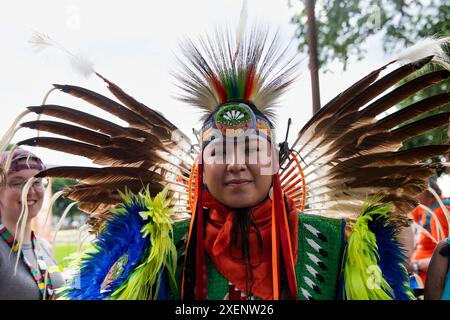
[51,178,83,219]
[54,242,78,269]
[290,0,450,71]
[290,0,450,158]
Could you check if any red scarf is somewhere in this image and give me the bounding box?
[203,191,298,299]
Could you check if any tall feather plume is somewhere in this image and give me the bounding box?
[29,31,95,78]
[233,0,248,64]
[174,22,299,122]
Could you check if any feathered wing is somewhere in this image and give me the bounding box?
[285,54,450,224]
[15,75,196,231]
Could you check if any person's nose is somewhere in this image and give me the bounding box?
[226,147,247,173]
[27,185,37,198]
[26,180,41,198]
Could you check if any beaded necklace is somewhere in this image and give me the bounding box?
[0,223,53,299]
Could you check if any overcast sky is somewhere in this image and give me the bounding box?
[1,0,448,194]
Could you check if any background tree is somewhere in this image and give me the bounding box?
[51,178,83,221]
[290,0,450,159]
[290,0,449,70]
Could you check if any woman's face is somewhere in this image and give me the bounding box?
[203,135,276,208]
[0,168,45,222]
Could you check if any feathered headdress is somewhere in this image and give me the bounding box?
[174,16,300,299]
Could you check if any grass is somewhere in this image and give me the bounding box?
[54,243,79,269]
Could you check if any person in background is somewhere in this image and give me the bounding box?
[0,149,65,300]
[410,178,450,284]
[424,238,450,300]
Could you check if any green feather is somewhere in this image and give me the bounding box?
[344,196,395,300]
[56,245,97,299]
[111,186,178,300]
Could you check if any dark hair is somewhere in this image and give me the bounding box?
[229,207,264,297]
[429,177,442,196]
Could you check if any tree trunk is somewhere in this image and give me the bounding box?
[305,0,321,114]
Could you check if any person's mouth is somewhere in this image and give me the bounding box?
[224,179,253,186]
[19,200,38,207]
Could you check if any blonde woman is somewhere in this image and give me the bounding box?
[0,149,65,299]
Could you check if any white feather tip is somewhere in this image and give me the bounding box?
[396,37,450,70]
[238,0,248,31]
[28,31,95,78]
[233,0,248,62]
[28,32,54,53]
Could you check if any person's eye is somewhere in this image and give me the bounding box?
[33,181,43,188]
[9,181,24,189]
[33,179,48,189]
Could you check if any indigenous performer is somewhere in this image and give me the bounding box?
[425,238,450,300]
[410,178,450,284]
[1,16,449,300]
[0,149,65,300]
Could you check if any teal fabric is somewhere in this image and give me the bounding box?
[430,199,450,211]
[419,199,450,232]
[441,237,450,300]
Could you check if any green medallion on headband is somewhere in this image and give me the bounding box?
[215,104,253,127]
[201,101,274,147]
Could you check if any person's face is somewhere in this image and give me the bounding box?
[0,168,45,222]
[203,135,276,208]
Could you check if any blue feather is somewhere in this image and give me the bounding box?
[156,269,170,300]
[371,217,413,300]
[61,197,150,300]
